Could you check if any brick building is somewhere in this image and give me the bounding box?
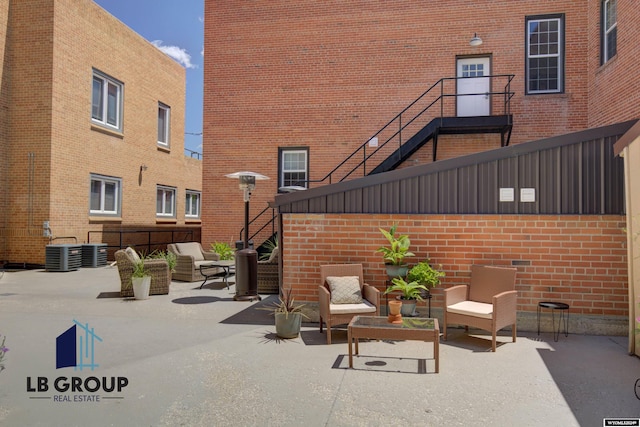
[0,0,202,265]
[204,1,639,333]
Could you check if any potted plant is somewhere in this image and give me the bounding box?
[384,277,428,316]
[406,259,445,298]
[376,223,415,279]
[211,241,235,260]
[150,250,177,273]
[261,288,309,338]
[131,253,151,300]
[259,235,278,261]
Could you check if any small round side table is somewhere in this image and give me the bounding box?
[537,301,569,342]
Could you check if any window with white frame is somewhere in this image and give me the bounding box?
[92,70,123,131]
[602,0,617,64]
[526,15,564,94]
[185,191,201,218]
[279,148,308,189]
[156,185,176,217]
[90,174,121,216]
[158,103,170,146]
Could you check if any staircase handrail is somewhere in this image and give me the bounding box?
[299,74,514,186]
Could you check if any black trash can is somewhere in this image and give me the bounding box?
[234,248,260,301]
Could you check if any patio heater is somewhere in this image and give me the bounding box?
[225,171,269,301]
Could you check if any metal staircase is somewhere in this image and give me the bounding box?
[243,74,515,245]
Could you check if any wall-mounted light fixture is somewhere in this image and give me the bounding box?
[469,33,483,47]
[140,164,148,172]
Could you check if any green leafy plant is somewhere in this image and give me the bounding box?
[407,259,445,289]
[131,252,149,279]
[384,277,429,301]
[259,236,278,261]
[0,334,8,372]
[211,241,235,260]
[260,288,309,319]
[149,250,177,272]
[376,223,415,265]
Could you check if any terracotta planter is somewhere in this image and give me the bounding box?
[388,300,402,315]
[388,300,403,323]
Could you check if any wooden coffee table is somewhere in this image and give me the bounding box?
[347,316,440,373]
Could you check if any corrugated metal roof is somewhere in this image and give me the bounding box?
[273,120,637,215]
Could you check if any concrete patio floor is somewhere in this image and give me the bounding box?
[1,266,639,426]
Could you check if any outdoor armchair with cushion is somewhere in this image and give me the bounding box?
[443,264,518,351]
[167,242,221,282]
[115,247,171,297]
[319,264,380,344]
[257,247,279,294]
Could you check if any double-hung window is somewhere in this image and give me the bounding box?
[526,15,564,94]
[90,174,121,216]
[279,148,308,190]
[158,103,170,146]
[602,0,617,64]
[92,70,123,131]
[185,191,201,218]
[156,185,176,218]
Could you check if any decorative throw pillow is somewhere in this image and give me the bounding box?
[175,243,204,261]
[326,276,363,304]
[125,247,140,263]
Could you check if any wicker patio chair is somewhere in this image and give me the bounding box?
[443,264,517,351]
[319,264,380,344]
[115,248,171,297]
[167,242,221,282]
[257,247,279,294]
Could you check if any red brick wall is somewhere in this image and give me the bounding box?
[281,214,628,318]
[587,0,640,127]
[203,1,628,246]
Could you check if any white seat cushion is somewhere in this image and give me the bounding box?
[447,300,493,319]
[175,243,204,261]
[329,300,376,315]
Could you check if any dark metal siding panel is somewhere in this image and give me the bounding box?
[498,157,518,214]
[477,161,498,213]
[438,170,458,213]
[344,189,363,213]
[419,174,439,213]
[398,176,421,213]
[381,181,401,213]
[276,124,631,216]
[538,147,560,213]
[581,139,601,214]
[326,193,344,213]
[603,136,625,214]
[362,185,376,213]
[307,197,326,213]
[458,165,478,214]
[560,144,580,213]
[518,151,539,214]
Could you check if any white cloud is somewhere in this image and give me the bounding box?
[151,40,196,69]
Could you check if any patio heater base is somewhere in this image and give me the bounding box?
[234,294,262,302]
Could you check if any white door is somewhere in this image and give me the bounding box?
[456,57,490,116]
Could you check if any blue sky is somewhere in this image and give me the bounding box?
[94,0,204,154]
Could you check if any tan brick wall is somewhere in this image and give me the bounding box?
[1,0,202,264]
[281,214,628,320]
[203,1,639,246]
